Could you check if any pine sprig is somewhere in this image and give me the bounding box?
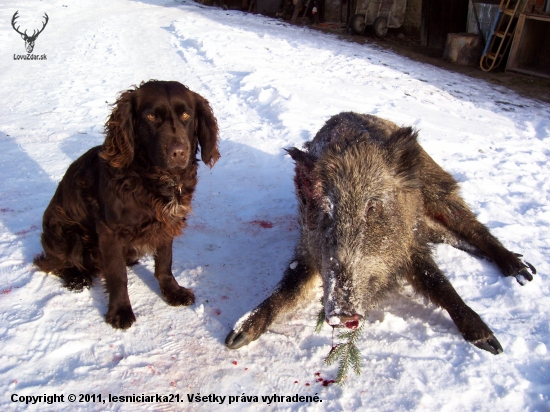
[324,322,365,385]
[315,307,325,333]
[315,302,365,386]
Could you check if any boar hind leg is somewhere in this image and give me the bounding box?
[407,252,503,354]
[225,255,318,349]
[424,189,535,285]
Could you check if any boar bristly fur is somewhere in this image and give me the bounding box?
[226,112,535,354]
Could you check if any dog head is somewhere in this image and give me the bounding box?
[101,80,219,170]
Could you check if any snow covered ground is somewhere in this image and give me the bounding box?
[1,0,549,410]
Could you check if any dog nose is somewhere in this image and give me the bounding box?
[168,143,187,166]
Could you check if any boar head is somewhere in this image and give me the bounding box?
[288,127,423,328]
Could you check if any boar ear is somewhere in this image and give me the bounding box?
[385,127,422,188]
[286,147,318,201]
[286,147,316,167]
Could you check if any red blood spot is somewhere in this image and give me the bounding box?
[147,365,155,374]
[251,220,273,229]
[317,378,323,382]
[214,309,221,316]
[345,320,359,329]
[170,382,176,387]
[322,380,335,386]
[1,287,14,295]
[171,356,176,360]
[294,381,298,384]
[434,213,447,224]
[305,383,310,386]
[244,368,248,371]
[232,361,238,365]
[315,372,321,376]
[15,225,37,236]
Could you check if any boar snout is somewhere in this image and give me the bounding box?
[326,313,363,329]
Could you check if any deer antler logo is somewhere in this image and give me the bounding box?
[11,11,49,54]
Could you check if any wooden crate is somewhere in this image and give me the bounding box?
[506,13,550,78]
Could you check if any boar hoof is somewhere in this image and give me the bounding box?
[512,254,536,285]
[515,264,536,286]
[473,335,503,355]
[225,330,252,349]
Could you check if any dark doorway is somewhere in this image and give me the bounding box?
[421,0,469,50]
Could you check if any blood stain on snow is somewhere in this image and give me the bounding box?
[232,361,237,365]
[214,309,221,315]
[170,382,176,387]
[1,287,15,295]
[147,365,155,374]
[322,380,335,386]
[250,220,274,229]
[305,383,310,386]
[15,225,38,236]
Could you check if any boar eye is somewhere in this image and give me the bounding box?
[147,113,156,121]
[181,112,190,121]
[366,200,377,216]
[320,196,334,217]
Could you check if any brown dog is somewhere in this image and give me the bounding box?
[34,80,219,329]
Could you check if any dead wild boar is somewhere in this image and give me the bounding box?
[226,112,536,354]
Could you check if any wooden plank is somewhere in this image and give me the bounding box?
[506,13,526,71]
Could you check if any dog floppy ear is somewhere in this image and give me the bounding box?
[194,93,220,168]
[100,89,135,168]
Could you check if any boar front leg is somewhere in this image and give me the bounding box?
[407,252,503,354]
[425,193,535,285]
[225,254,318,349]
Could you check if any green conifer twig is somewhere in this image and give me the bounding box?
[315,302,365,385]
[324,322,365,385]
[315,307,325,334]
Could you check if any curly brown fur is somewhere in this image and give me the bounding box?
[34,80,219,329]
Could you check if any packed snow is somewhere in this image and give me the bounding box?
[1,0,549,410]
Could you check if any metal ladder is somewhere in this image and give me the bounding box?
[480,0,528,72]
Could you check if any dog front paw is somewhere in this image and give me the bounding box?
[105,305,136,329]
[162,286,195,306]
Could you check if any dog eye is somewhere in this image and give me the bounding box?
[147,113,156,121]
[181,112,190,121]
